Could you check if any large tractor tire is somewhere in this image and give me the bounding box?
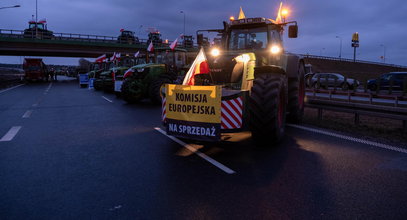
[94,81,103,91]
[249,74,286,145]
[121,79,143,103]
[287,61,305,123]
[149,74,174,104]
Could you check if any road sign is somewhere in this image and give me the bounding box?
[352,42,359,47]
[79,74,89,87]
[88,78,95,89]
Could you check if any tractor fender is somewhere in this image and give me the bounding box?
[285,53,305,79]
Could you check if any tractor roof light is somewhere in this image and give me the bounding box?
[281,9,289,17]
[270,45,281,54]
[210,48,220,57]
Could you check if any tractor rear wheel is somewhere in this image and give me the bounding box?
[287,62,305,123]
[149,74,174,104]
[121,79,143,103]
[249,74,286,145]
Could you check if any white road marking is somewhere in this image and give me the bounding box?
[154,127,236,174]
[22,110,33,118]
[287,124,407,154]
[102,96,113,103]
[0,126,22,142]
[44,82,52,94]
[0,84,24,94]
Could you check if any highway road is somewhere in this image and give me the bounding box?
[1,77,407,219]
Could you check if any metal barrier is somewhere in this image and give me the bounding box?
[305,97,407,131]
[0,28,197,49]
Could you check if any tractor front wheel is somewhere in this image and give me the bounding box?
[249,74,286,145]
[149,75,174,104]
[121,79,143,103]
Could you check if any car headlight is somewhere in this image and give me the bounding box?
[270,45,281,54]
[210,48,220,57]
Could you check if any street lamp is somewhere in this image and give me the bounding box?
[335,36,342,59]
[0,5,20,10]
[180,11,185,36]
[281,9,288,23]
[380,44,386,63]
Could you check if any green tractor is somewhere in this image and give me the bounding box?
[94,62,114,91]
[121,49,187,104]
[101,66,131,92]
[162,13,305,144]
[94,55,137,92]
[121,63,177,104]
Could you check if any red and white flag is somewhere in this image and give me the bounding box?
[95,54,106,63]
[147,42,154,52]
[116,53,121,61]
[123,68,134,78]
[169,38,178,50]
[182,48,210,85]
[134,51,140,58]
[110,52,116,61]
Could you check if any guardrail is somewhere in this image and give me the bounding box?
[301,54,407,69]
[0,28,196,49]
[305,97,407,132]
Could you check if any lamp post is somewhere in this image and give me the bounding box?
[0,5,20,10]
[380,44,386,63]
[336,36,342,59]
[281,9,288,23]
[180,11,185,36]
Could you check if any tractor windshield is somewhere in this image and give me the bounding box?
[29,23,44,30]
[229,27,268,50]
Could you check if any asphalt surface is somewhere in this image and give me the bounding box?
[1,77,407,219]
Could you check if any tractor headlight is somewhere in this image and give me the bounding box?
[270,45,281,54]
[210,48,220,57]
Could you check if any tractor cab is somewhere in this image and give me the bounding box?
[196,17,298,88]
[24,19,54,39]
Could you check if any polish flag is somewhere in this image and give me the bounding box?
[147,42,154,52]
[95,54,106,63]
[182,48,210,85]
[123,68,134,78]
[116,53,121,61]
[134,51,140,58]
[110,52,116,61]
[169,38,178,50]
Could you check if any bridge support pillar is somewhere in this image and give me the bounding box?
[317,108,323,120]
[354,113,360,125]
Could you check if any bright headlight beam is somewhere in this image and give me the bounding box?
[211,48,220,57]
[270,45,281,54]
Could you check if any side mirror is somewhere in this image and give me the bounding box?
[288,25,298,38]
[197,34,204,46]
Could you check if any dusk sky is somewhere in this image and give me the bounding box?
[0,0,406,66]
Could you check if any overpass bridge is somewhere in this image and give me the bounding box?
[0,29,197,58]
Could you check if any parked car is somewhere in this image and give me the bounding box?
[367,72,407,91]
[310,73,359,90]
